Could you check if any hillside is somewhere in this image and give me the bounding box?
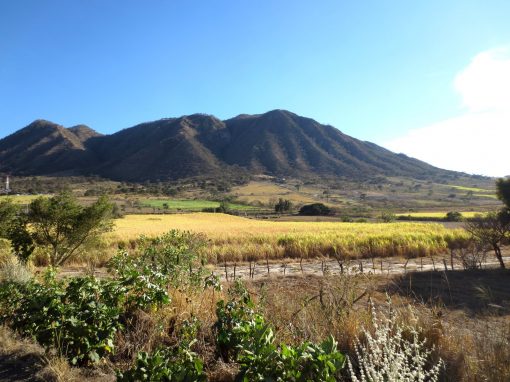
[0,110,459,182]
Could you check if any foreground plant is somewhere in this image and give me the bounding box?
[347,300,443,382]
[215,281,345,381]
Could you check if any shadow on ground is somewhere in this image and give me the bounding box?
[0,353,43,382]
[385,269,510,315]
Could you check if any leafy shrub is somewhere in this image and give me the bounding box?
[214,281,345,381]
[0,270,124,366]
[298,203,332,216]
[347,300,443,381]
[136,230,208,290]
[108,251,170,311]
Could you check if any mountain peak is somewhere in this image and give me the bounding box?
[0,110,458,181]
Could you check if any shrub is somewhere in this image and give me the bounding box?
[347,300,443,381]
[0,255,32,283]
[0,270,124,366]
[446,211,463,222]
[214,281,345,381]
[108,251,170,311]
[134,230,208,290]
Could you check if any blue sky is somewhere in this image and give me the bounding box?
[1,1,510,175]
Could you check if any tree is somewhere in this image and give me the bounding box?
[465,210,510,269]
[0,199,20,238]
[274,198,292,214]
[27,192,114,266]
[380,211,396,223]
[298,203,332,216]
[496,177,510,209]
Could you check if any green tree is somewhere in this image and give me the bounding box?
[274,198,292,214]
[0,199,20,238]
[380,211,396,223]
[28,192,114,266]
[298,203,332,216]
[496,177,510,210]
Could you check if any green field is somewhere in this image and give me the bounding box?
[448,185,493,193]
[141,199,261,211]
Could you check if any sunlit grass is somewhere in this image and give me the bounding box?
[109,213,468,263]
[0,195,43,204]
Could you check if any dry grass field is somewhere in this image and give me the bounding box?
[110,213,468,263]
[395,211,483,218]
[232,181,321,205]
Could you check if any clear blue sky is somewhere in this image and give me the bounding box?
[1,1,510,174]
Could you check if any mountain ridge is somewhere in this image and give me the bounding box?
[0,110,461,182]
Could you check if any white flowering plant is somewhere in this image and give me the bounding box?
[348,299,443,382]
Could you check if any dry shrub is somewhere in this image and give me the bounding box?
[251,274,374,355]
[0,238,11,263]
[0,254,32,283]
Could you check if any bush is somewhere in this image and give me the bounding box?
[298,203,332,216]
[0,270,124,366]
[0,230,214,367]
[0,256,32,283]
[214,281,345,381]
[347,299,443,381]
[135,230,208,290]
[446,211,463,222]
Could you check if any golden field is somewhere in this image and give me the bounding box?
[110,213,468,263]
[395,211,482,218]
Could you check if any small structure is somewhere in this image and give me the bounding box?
[3,176,10,194]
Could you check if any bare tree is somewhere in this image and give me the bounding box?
[465,211,510,269]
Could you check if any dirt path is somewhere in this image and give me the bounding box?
[59,254,510,281]
[215,255,510,281]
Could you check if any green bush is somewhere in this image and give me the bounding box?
[0,270,124,366]
[214,281,345,381]
[136,230,208,290]
[108,251,170,311]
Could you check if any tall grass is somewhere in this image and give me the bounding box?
[108,214,469,263]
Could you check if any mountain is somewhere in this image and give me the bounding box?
[0,110,455,181]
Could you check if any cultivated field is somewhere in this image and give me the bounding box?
[140,198,260,212]
[111,213,468,263]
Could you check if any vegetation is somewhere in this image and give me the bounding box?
[141,199,258,212]
[274,198,292,213]
[347,300,443,381]
[26,192,114,265]
[465,210,510,269]
[299,203,332,216]
[495,177,510,209]
[110,214,468,263]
